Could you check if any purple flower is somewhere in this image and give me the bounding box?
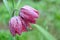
[19,5,39,23]
[9,5,39,36]
[9,16,23,36]
[9,16,28,36]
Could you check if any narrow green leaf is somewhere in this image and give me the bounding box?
[33,24,57,40]
[3,0,10,13]
[12,0,15,8]
[16,0,21,9]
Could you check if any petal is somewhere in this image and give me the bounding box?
[9,21,16,36]
[20,12,36,23]
[14,16,22,35]
[9,16,22,36]
[21,5,39,18]
[20,17,27,32]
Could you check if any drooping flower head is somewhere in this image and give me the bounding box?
[9,16,28,36]
[19,5,39,23]
[9,5,39,36]
[9,16,22,36]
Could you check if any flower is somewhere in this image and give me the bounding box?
[9,16,23,36]
[9,5,39,36]
[20,17,28,32]
[19,5,39,23]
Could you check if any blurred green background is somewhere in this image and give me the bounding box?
[0,0,60,40]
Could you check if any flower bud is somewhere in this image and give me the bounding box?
[9,16,22,36]
[19,5,39,23]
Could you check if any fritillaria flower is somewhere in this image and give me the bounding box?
[9,16,22,36]
[9,16,28,36]
[19,5,39,23]
[9,5,39,36]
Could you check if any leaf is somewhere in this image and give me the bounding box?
[33,24,57,40]
[16,0,21,9]
[3,0,10,13]
[12,0,15,8]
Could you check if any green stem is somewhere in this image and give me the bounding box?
[16,0,22,9]
[3,0,11,16]
[11,0,22,17]
[13,37,16,40]
[12,0,14,9]
[11,0,15,17]
[33,24,57,40]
